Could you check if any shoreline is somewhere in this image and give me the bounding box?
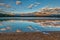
[0,32,60,40]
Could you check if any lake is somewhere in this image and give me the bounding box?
[0,20,60,33]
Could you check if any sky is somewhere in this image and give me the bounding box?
[0,0,60,14]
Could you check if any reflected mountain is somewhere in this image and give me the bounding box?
[0,20,60,33]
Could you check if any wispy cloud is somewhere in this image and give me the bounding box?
[28,2,40,9]
[16,1,22,5]
[0,3,11,8]
[28,4,34,9]
[0,3,5,6]
[36,2,40,5]
[34,2,40,7]
[5,4,11,8]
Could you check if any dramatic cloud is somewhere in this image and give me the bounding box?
[16,1,22,5]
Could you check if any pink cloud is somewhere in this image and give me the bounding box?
[16,1,22,5]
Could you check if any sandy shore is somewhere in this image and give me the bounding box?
[0,32,60,40]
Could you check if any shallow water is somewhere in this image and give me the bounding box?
[0,20,60,33]
[0,20,43,32]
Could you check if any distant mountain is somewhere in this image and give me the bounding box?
[0,7,60,17]
[0,13,14,17]
[20,7,60,17]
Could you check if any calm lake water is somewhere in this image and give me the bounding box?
[0,20,60,33]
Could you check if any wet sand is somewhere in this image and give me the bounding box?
[0,32,60,40]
